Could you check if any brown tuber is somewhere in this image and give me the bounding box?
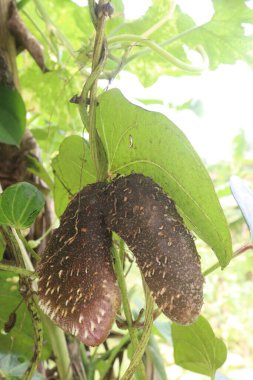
[37,183,121,346]
[104,174,203,324]
[37,174,204,346]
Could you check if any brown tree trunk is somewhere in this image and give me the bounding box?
[0,0,18,88]
[0,0,36,190]
[0,0,52,252]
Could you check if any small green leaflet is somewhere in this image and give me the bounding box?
[0,182,45,229]
[52,135,96,216]
[171,315,227,379]
[96,89,232,268]
[0,85,26,145]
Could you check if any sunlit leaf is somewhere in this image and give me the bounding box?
[171,315,227,378]
[0,182,45,229]
[181,0,253,69]
[96,89,232,267]
[19,63,83,157]
[0,85,26,145]
[109,0,253,86]
[107,2,194,86]
[52,135,96,216]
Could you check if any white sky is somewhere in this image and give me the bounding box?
[73,0,253,164]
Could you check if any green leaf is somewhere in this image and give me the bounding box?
[180,0,253,70]
[108,2,196,86]
[96,89,232,267]
[171,315,227,378]
[19,65,83,155]
[108,0,253,86]
[0,85,26,145]
[0,272,50,362]
[230,176,253,239]
[0,182,45,229]
[0,231,6,261]
[52,135,96,216]
[26,154,54,191]
[0,197,9,225]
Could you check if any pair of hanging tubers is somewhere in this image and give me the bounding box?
[37,174,204,346]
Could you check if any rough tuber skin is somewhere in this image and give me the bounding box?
[37,183,121,346]
[37,174,204,346]
[104,174,203,324]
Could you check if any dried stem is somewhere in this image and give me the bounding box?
[203,244,253,277]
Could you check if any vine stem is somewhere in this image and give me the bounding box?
[99,334,131,379]
[120,25,202,70]
[0,262,35,277]
[108,34,207,73]
[15,230,41,262]
[79,0,108,181]
[88,0,106,150]
[121,280,154,380]
[112,243,147,380]
[203,243,253,277]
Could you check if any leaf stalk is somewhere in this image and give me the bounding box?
[108,34,207,73]
[112,243,147,380]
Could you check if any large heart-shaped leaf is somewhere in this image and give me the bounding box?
[0,182,45,229]
[96,89,232,268]
[0,85,26,145]
[52,135,96,216]
[171,315,227,379]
